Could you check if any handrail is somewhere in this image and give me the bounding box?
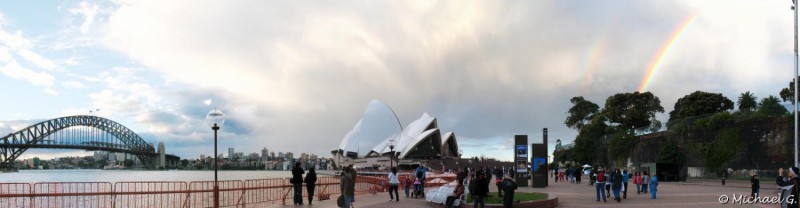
[0,175,457,207]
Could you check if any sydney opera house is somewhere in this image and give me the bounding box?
[332,100,460,168]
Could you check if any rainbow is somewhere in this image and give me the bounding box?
[637,14,698,92]
[580,37,606,91]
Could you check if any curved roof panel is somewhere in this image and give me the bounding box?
[394,113,436,154]
[398,128,442,159]
[338,100,402,157]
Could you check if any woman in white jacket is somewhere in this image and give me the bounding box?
[388,167,400,202]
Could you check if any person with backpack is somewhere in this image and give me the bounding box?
[594,167,606,202]
[500,174,518,208]
[495,168,504,197]
[304,167,317,205]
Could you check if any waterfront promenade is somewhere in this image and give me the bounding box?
[277,176,780,208]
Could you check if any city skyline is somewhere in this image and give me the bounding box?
[0,1,795,162]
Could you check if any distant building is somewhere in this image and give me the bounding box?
[158,142,165,168]
[332,100,460,168]
[228,148,235,159]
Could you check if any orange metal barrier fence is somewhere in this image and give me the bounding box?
[0,175,456,208]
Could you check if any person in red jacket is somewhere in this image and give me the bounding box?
[633,172,643,195]
[595,167,606,202]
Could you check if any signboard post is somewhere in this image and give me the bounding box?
[514,135,529,187]
[530,128,548,188]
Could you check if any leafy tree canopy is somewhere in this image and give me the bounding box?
[737,91,757,112]
[601,91,664,129]
[656,142,686,165]
[780,77,798,104]
[565,96,600,131]
[758,95,788,116]
[668,91,733,122]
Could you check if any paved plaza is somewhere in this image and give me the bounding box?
[274,175,784,207]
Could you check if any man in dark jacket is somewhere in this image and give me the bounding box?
[612,169,622,203]
[500,174,518,208]
[291,162,305,205]
[776,167,800,208]
[472,172,488,208]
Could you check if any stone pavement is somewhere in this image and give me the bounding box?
[270,175,785,207]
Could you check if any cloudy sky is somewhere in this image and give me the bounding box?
[0,0,794,162]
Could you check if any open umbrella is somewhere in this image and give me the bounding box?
[582,164,591,168]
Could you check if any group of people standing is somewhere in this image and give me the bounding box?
[591,167,658,203]
[553,167,582,183]
[464,167,518,208]
[290,162,319,206]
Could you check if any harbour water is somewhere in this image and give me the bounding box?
[2,170,294,183]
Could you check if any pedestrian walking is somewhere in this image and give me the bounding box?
[649,173,659,199]
[495,168,504,197]
[622,170,629,199]
[594,167,606,202]
[722,169,729,186]
[751,174,759,198]
[576,170,582,184]
[304,167,317,205]
[605,170,612,198]
[641,171,649,194]
[291,162,304,205]
[633,172,642,195]
[776,167,800,208]
[339,165,355,208]
[589,168,595,186]
[403,176,412,198]
[612,169,622,202]
[388,167,400,202]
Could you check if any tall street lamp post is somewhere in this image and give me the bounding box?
[206,109,226,208]
[793,0,799,168]
[389,139,396,170]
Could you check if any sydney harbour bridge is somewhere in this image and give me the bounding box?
[0,115,164,169]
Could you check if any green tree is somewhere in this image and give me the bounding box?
[565,96,600,131]
[737,91,757,112]
[668,91,733,123]
[601,91,665,130]
[780,77,798,104]
[656,142,686,166]
[572,117,609,165]
[705,129,740,173]
[758,95,788,116]
[608,130,636,164]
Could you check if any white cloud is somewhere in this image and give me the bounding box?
[29,0,788,160]
[0,60,54,87]
[17,49,61,71]
[62,80,85,89]
[69,1,100,35]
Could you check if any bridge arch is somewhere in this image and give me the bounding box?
[0,115,157,168]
